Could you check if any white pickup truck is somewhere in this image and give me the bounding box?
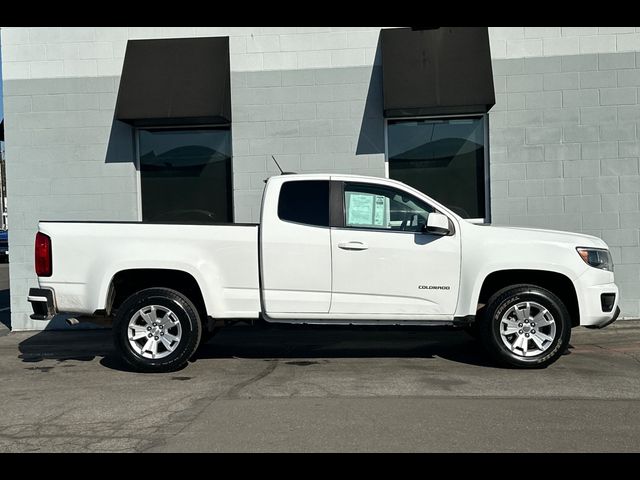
[28,174,620,372]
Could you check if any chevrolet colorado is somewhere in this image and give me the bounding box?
[28,174,620,372]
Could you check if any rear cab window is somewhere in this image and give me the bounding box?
[278,180,330,227]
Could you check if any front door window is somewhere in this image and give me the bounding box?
[344,183,434,232]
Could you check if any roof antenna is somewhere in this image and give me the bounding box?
[272,155,285,175]
[271,155,296,175]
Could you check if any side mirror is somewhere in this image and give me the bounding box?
[423,213,451,236]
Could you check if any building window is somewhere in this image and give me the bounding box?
[387,116,489,221]
[138,127,233,224]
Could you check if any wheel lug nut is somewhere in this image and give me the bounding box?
[147,326,151,331]
[519,330,523,334]
[160,332,164,336]
[525,333,530,338]
[518,324,523,327]
[154,336,159,340]
[148,333,152,338]
[532,330,536,334]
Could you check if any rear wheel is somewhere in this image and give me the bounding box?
[479,284,571,369]
[113,288,202,373]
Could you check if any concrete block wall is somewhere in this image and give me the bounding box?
[1,27,640,330]
[1,74,139,330]
[231,66,385,222]
[490,51,640,315]
[0,27,390,330]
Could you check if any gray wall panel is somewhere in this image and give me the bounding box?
[3,51,640,330]
[491,53,640,316]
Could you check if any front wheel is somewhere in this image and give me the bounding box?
[113,288,202,373]
[479,285,571,369]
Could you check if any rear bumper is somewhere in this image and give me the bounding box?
[27,287,57,320]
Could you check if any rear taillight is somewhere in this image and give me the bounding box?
[35,232,52,277]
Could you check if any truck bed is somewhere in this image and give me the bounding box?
[37,221,261,318]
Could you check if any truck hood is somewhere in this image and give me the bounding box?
[474,224,609,249]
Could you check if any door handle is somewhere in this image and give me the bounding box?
[338,241,369,251]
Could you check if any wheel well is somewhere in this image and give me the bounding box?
[478,270,580,327]
[108,269,207,319]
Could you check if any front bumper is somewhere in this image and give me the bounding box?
[576,274,621,328]
[27,287,57,320]
[585,306,620,330]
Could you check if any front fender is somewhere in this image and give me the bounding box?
[458,262,584,318]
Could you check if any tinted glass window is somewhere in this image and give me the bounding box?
[388,117,486,219]
[278,180,329,227]
[138,128,232,224]
[344,183,434,232]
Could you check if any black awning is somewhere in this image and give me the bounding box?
[381,27,495,117]
[115,37,231,127]
[0,120,4,142]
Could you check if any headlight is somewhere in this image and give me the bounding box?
[576,247,614,272]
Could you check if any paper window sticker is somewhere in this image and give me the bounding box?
[373,195,386,226]
[347,193,374,226]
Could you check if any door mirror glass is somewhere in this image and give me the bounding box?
[423,212,450,235]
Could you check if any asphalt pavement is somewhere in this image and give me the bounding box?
[1,319,639,452]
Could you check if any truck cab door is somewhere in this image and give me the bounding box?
[260,179,332,314]
[330,180,461,318]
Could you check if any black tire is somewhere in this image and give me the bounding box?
[479,284,571,369]
[113,288,202,373]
